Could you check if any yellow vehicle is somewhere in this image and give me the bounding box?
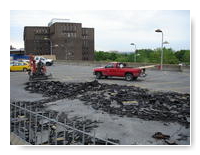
[10,61,30,72]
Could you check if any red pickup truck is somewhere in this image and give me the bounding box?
[93,62,146,81]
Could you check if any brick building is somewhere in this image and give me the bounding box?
[24,20,94,61]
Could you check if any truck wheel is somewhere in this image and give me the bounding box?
[96,72,102,79]
[125,73,133,81]
[46,62,51,66]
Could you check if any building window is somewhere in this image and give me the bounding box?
[67,33,70,37]
[83,35,88,39]
[66,25,69,31]
[69,25,72,31]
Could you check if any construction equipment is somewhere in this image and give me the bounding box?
[28,55,52,81]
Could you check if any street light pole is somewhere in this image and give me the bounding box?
[130,43,137,62]
[155,29,164,71]
[50,40,52,56]
[161,32,163,71]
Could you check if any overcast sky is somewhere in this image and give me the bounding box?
[10,10,190,52]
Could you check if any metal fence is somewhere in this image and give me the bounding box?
[10,102,118,145]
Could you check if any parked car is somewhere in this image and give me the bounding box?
[10,61,30,72]
[93,62,146,81]
[34,56,53,66]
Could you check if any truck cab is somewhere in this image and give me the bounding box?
[34,56,53,66]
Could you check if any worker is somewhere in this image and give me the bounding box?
[119,63,124,68]
[37,59,44,74]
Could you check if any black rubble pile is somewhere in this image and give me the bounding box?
[24,80,190,127]
[25,80,100,99]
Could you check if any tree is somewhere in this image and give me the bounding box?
[175,50,190,64]
[126,53,135,62]
[182,50,190,64]
[149,50,160,63]
[163,48,179,64]
[94,51,107,61]
[175,50,187,62]
[108,52,118,61]
[94,49,189,64]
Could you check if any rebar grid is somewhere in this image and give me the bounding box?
[10,102,118,145]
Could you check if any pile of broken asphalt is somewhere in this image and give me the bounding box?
[24,80,190,127]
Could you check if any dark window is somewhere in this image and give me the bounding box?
[105,64,114,68]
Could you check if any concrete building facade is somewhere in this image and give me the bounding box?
[24,27,50,55]
[24,21,94,61]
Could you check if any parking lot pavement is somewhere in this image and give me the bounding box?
[10,64,190,103]
[10,63,190,145]
[48,64,190,93]
[10,72,47,102]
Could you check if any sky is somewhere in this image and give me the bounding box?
[10,10,190,52]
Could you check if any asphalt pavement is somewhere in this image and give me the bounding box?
[49,63,190,93]
[10,63,190,145]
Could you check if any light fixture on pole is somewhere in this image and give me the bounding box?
[130,43,137,62]
[155,29,164,70]
[163,41,169,45]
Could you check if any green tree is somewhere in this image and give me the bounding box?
[136,49,155,63]
[108,52,118,61]
[126,53,135,62]
[182,50,190,64]
[94,51,107,61]
[94,49,188,64]
[163,48,179,64]
[149,50,160,63]
[175,50,186,62]
[174,50,190,64]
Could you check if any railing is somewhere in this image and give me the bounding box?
[54,60,187,71]
[10,102,118,145]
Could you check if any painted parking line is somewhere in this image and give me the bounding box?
[145,71,189,81]
[163,71,169,75]
[59,74,93,78]
[154,86,190,92]
[146,75,171,81]
[145,81,184,85]
[180,72,190,77]
[127,82,190,92]
[127,81,182,86]
[127,83,147,89]
[60,76,95,82]
[54,75,74,81]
